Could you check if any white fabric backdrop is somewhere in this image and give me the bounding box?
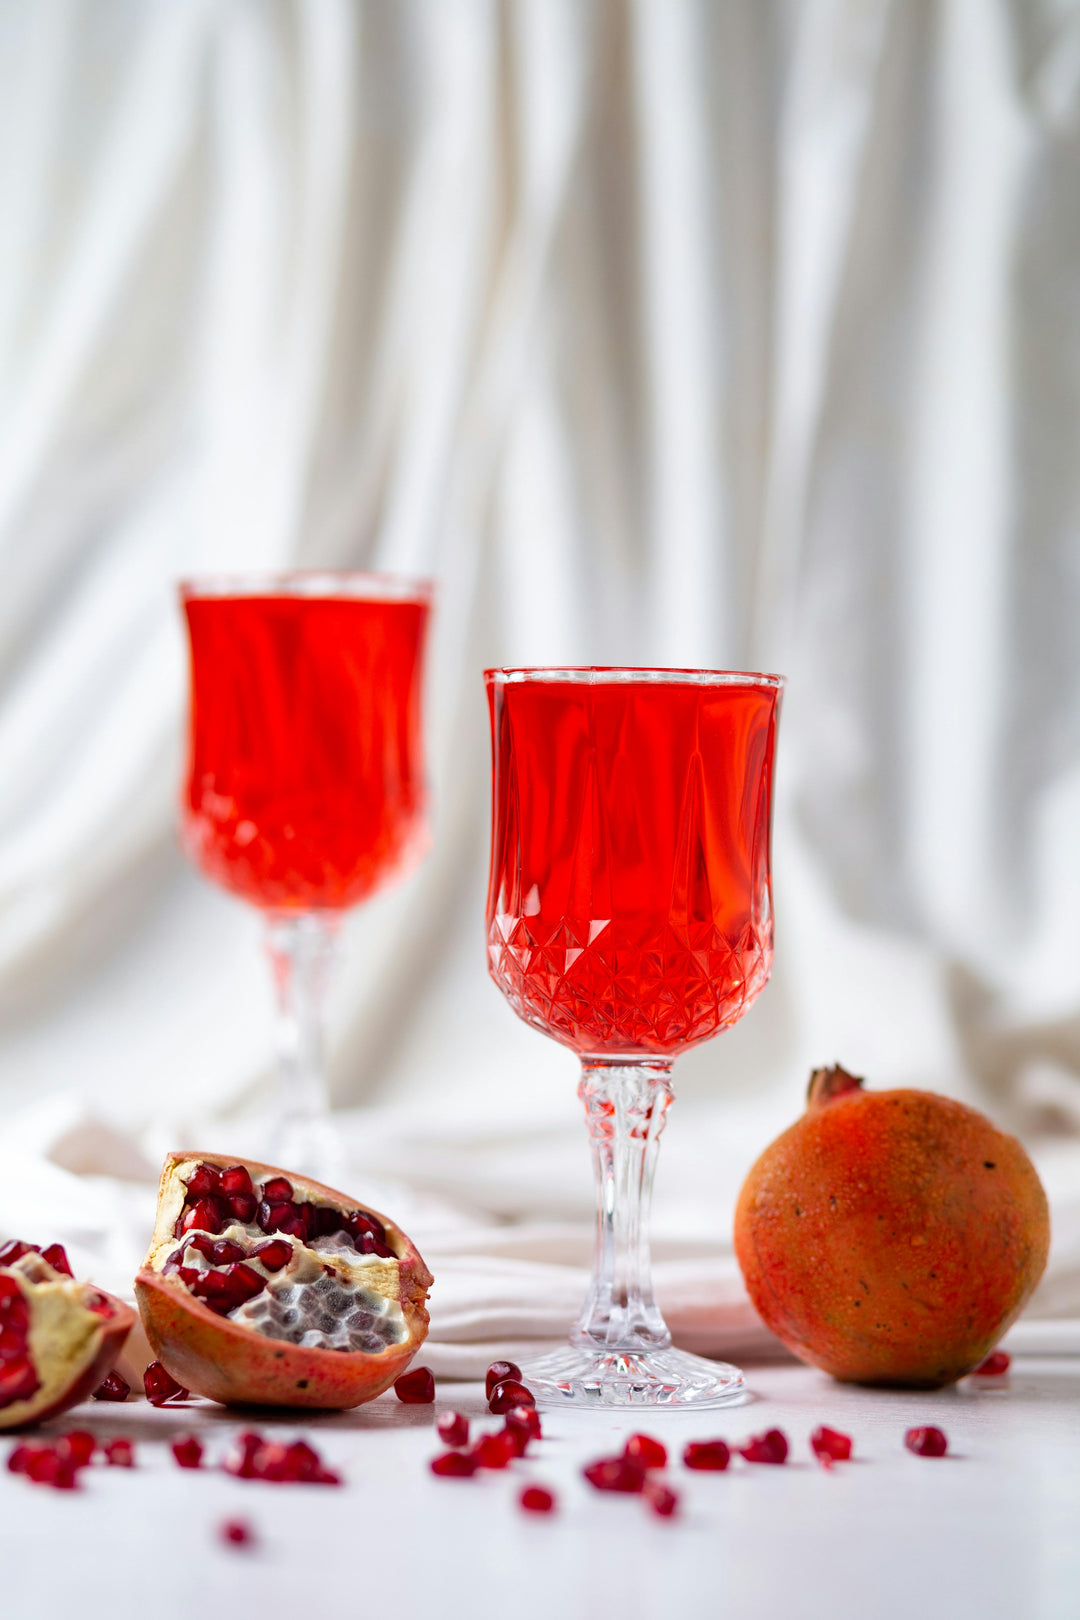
[0,0,1078,1369]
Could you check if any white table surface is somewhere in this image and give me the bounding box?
[5,1355,1077,1620]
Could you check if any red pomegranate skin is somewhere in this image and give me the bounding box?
[733,1068,1050,1388]
[136,1152,432,1409]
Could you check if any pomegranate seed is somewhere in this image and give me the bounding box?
[311,1206,342,1238]
[57,1431,96,1468]
[252,1240,292,1272]
[181,1197,224,1236]
[973,1350,1011,1376]
[41,1243,73,1277]
[472,1430,518,1470]
[7,1443,33,1473]
[26,1448,78,1489]
[0,1240,35,1266]
[644,1480,679,1518]
[624,1433,667,1469]
[222,1430,339,1484]
[260,1177,293,1204]
[104,1438,135,1467]
[221,1519,254,1547]
[172,1436,204,1469]
[186,1163,222,1199]
[520,1485,556,1513]
[257,1202,307,1238]
[394,1366,435,1403]
[905,1425,948,1457]
[489,1379,535,1414]
[810,1426,853,1466]
[504,1404,542,1442]
[210,1239,245,1266]
[219,1166,254,1198]
[93,1370,130,1402]
[436,1411,469,1448]
[485,1359,523,1399]
[224,1432,264,1478]
[502,1421,530,1458]
[0,1359,39,1405]
[683,1439,730,1471]
[431,1451,479,1477]
[226,1193,258,1223]
[583,1456,647,1493]
[739,1429,789,1465]
[144,1362,188,1405]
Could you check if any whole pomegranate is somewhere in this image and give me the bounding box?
[734,1066,1049,1388]
[0,1241,135,1428]
[136,1153,432,1408]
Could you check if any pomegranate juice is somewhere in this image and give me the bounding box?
[486,673,780,1057]
[183,593,429,910]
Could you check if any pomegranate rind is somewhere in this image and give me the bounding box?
[0,1258,135,1432]
[136,1152,432,1409]
[734,1083,1050,1389]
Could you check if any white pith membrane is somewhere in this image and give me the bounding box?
[146,1161,408,1355]
[1,1254,108,1424]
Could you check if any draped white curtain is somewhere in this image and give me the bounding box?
[0,0,1078,1359]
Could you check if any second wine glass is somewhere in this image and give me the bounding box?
[180,572,432,1178]
[486,666,782,1407]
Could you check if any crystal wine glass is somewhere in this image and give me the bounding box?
[485,667,782,1407]
[180,572,432,1177]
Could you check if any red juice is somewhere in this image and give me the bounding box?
[182,589,429,911]
[486,671,781,1058]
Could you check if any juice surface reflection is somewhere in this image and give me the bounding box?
[486,676,780,1057]
[183,594,428,910]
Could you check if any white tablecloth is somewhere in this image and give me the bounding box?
[6,1355,1078,1620]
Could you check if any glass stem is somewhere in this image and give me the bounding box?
[575,1059,674,1352]
[264,911,341,1177]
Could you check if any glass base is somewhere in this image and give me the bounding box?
[521,1344,748,1409]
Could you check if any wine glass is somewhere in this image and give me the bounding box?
[485,667,782,1407]
[180,572,432,1177]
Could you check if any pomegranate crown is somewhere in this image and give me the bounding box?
[806,1064,865,1109]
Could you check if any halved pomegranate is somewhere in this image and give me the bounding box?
[135,1153,432,1409]
[0,1244,135,1431]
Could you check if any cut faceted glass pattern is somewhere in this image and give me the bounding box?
[488,914,772,1056]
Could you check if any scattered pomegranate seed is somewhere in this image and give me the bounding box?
[472,1431,517,1470]
[489,1378,535,1414]
[93,1370,130,1402]
[394,1366,435,1404]
[431,1450,479,1477]
[504,1404,542,1443]
[905,1426,948,1457]
[810,1426,853,1466]
[172,1436,204,1469]
[739,1429,789,1464]
[624,1433,667,1469]
[973,1350,1011,1376]
[485,1359,523,1399]
[644,1479,679,1518]
[7,1443,32,1473]
[222,1429,340,1483]
[436,1411,469,1448]
[26,1448,78,1489]
[583,1456,647,1493]
[221,1519,254,1548]
[683,1439,730,1471]
[144,1362,188,1405]
[104,1438,135,1467]
[57,1431,96,1469]
[520,1485,556,1513]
